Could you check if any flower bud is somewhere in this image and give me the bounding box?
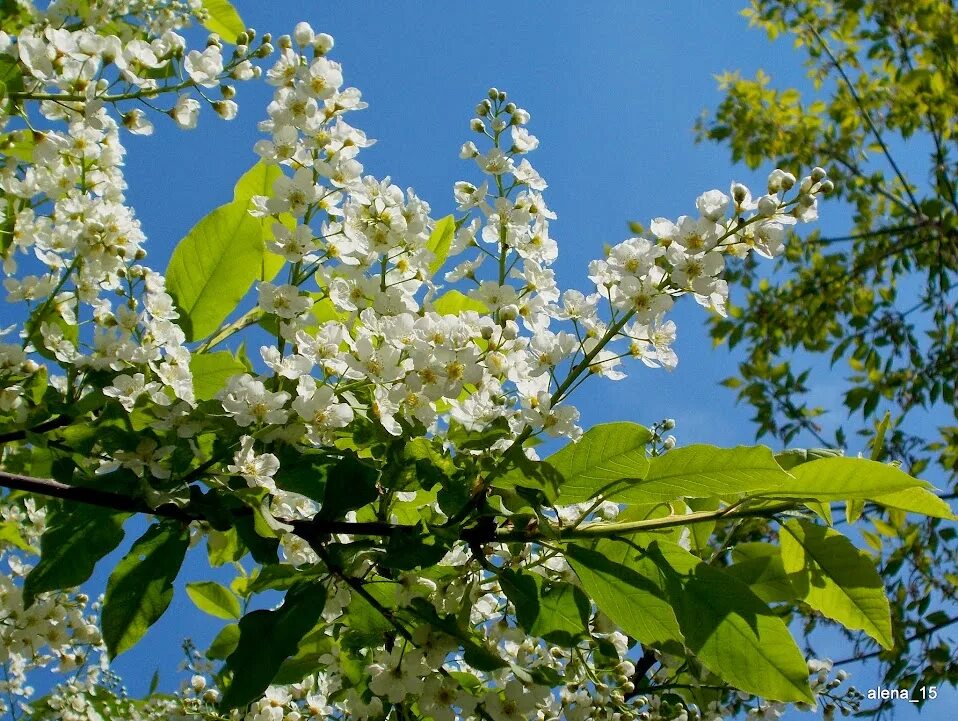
[213,99,238,120]
[504,102,516,113]
[811,166,827,182]
[476,100,491,116]
[293,22,315,46]
[780,171,796,191]
[221,84,236,99]
[819,179,834,194]
[663,435,676,450]
[488,87,500,100]
[314,33,335,54]
[470,118,486,133]
[236,32,249,46]
[756,194,779,217]
[278,34,292,50]
[206,33,221,48]
[662,418,676,430]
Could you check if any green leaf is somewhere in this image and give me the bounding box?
[207,527,243,567]
[206,623,240,659]
[186,581,241,620]
[231,160,287,280]
[780,519,893,649]
[0,521,34,553]
[500,570,589,645]
[166,202,265,341]
[432,289,488,316]
[189,351,246,400]
[24,507,129,606]
[318,454,379,521]
[565,540,684,648]
[341,581,395,648]
[653,541,814,703]
[273,627,334,685]
[101,522,189,659]
[426,215,455,275]
[867,487,956,519]
[545,422,651,504]
[0,129,36,162]
[221,583,326,709]
[726,542,797,603]
[626,444,792,502]
[232,159,283,206]
[197,0,245,43]
[780,457,927,499]
[166,161,284,342]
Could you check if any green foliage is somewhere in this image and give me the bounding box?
[186,581,241,620]
[781,519,893,648]
[166,161,283,341]
[499,569,590,645]
[196,0,246,43]
[659,543,815,704]
[545,422,651,503]
[426,215,456,275]
[24,506,129,607]
[698,1,958,707]
[432,289,488,316]
[565,541,683,649]
[631,444,790,501]
[189,351,247,401]
[101,522,189,658]
[220,582,326,709]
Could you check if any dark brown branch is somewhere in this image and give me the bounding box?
[0,470,403,537]
[0,415,74,444]
[0,469,198,522]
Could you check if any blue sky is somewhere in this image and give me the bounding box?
[74,2,953,718]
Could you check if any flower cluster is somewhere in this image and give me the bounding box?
[0,5,849,721]
[0,499,113,720]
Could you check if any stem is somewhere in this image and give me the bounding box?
[196,307,262,353]
[9,77,200,105]
[495,500,799,542]
[833,615,958,667]
[0,415,73,444]
[808,25,922,215]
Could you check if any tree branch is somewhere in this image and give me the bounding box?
[0,470,402,537]
[809,25,922,215]
[0,415,74,444]
[494,500,801,542]
[834,615,958,667]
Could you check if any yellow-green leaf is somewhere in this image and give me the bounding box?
[780,519,893,649]
[432,289,488,316]
[426,215,455,275]
[186,580,241,620]
[197,0,245,43]
[546,422,651,504]
[867,487,956,519]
